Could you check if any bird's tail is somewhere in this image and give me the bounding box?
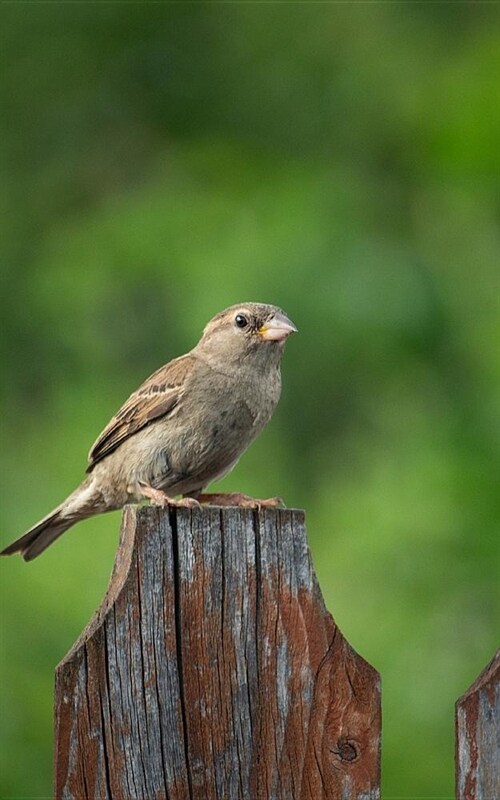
[1,477,104,561]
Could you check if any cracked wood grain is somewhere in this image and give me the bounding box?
[455,649,500,800]
[54,505,381,799]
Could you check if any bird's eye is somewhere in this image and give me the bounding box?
[235,314,248,329]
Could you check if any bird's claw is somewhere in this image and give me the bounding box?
[173,496,201,509]
[191,492,285,509]
[254,496,284,509]
[138,482,200,508]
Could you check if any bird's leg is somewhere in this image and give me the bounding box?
[188,492,284,509]
[137,482,201,508]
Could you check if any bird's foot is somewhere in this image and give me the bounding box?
[138,482,201,508]
[191,492,285,509]
[171,496,202,508]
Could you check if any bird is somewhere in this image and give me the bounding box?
[1,302,297,561]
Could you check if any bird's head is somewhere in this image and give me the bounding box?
[196,303,297,369]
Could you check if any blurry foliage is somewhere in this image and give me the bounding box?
[1,4,499,798]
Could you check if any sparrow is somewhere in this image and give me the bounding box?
[2,303,297,561]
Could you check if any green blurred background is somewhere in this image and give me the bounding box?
[1,4,498,798]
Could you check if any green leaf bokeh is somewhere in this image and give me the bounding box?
[1,5,499,797]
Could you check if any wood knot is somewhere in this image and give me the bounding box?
[332,736,359,763]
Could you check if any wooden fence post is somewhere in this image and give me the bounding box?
[54,505,381,799]
[456,649,500,800]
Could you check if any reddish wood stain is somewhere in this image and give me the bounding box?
[455,650,500,800]
[54,506,381,799]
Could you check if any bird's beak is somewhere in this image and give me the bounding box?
[258,312,298,342]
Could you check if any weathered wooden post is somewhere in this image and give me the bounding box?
[455,649,500,800]
[55,505,381,799]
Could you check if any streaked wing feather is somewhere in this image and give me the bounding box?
[87,355,193,470]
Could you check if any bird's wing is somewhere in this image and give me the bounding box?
[87,354,194,471]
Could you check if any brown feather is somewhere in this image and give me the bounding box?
[86,355,193,471]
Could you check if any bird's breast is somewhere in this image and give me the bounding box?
[173,366,281,473]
